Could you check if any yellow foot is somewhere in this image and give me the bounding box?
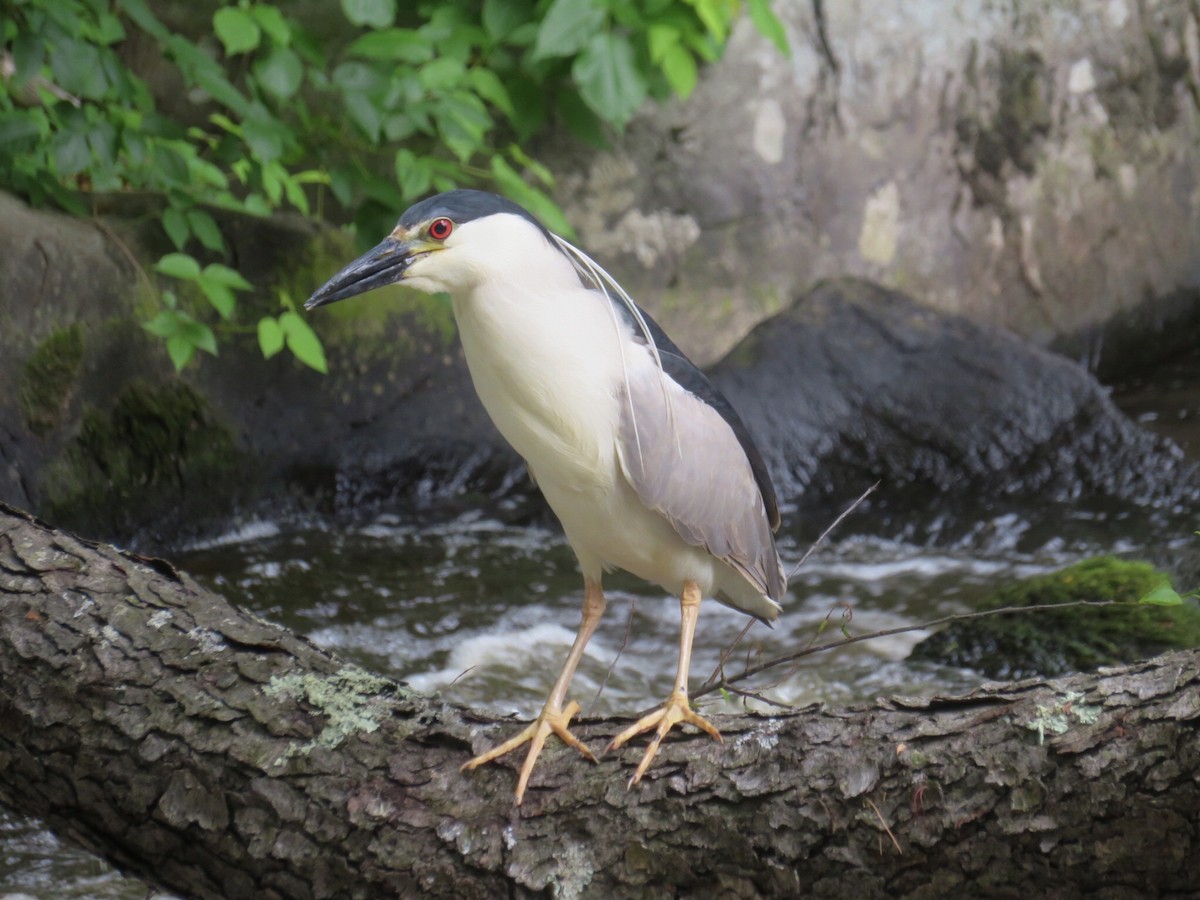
[606,690,722,787]
[461,700,597,805]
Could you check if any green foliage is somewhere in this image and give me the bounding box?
[1,0,787,370]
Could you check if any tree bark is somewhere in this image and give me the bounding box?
[1,502,1198,899]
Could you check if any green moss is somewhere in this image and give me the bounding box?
[910,557,1200,679]
[19,324,85,436]
[40,380,250,539]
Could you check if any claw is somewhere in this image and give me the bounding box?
[607,689,721,786]
[462,700,597,804]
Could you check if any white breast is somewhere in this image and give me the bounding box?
[452,279,625,497]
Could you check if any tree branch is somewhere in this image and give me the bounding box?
[2,502,1199,899]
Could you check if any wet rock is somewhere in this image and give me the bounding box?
[711,278,1200,527]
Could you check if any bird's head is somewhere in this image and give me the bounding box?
[305,189,567,308]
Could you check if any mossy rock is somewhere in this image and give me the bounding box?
[19,324,85,436]
[909,556,1200,679]
[40,380,254,542]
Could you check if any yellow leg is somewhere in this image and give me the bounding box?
[461,578,605,804]
[607,580,721,786]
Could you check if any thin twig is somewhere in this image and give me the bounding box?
[789,481,880,578]
[87,216,153,292]
[719,684,796,711]
[692,599,1118,701]
[588,595,637,715]
[701,619,755,689]
[865,797,903,854]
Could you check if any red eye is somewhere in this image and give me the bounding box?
[429,218,453,240]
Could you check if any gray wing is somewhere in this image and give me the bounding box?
[617,361,786,604]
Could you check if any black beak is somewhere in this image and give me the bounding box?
[305,236,415,309]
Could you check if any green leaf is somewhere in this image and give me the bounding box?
[394,149,432,199]
[1139,582,1185,607]
[198,280,236,319]
[531,0,605,60]
[168,36,251,115]
[332,61,386,93]
[435,93,492,162]
[280,311,328,373]
[572,33,647,127]
[344,91,382,142]
[202,263,253,290]
[242,113,288,163]
[346,28,432,63]
[283,174,310,215]
[166,334,196,371]
[661,42,697,97]
[419,58,466,93]
[116,0,170,41]
[186,208,225,252]
[49,38,108,99]
[250,5,291,45]
[155,253,202,281]
[748,0,790,56]
[254,45,303,99]
[329,167,355,206]
[51,130,91,177]
[11,32,45,87]
[507,22,540,47]
[507,143,554,186]
[468,67,516,120]
[341,0,396,28]
[143,309,181,338]
[162,206,190,250]
[93,12,127,45]
[383,112,416,143]
[182,319,218,356]
[242,194,271,216]
[0,112,45,144]
[690,0,730,41]
[144,305,214,370]
[647,23,679,64]
[258,316,285,358]
[482,0,533,40]
[213,7,262,55]
[490,156,575,238]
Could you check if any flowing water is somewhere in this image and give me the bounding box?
[3,344,1199,897]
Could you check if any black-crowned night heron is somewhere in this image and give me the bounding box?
[307,189,786,804]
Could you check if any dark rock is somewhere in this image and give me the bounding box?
[710,278,1200,531]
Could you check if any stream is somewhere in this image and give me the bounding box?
[2,344,1198,898]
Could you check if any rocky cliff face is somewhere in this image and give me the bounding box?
[551,0,1200,367]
